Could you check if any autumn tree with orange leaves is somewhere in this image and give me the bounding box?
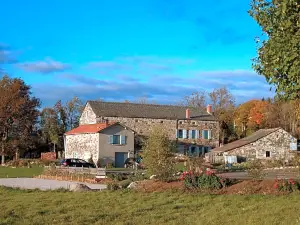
[234,100,270,137]
[0,75,40,163]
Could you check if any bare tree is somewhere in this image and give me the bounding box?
[209,87,236,144]
[181,91,207,111]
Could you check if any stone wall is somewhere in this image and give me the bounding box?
[226,128,297,161]
[65,133,99,163]
[98,116,219,148]
[79,103,97,125]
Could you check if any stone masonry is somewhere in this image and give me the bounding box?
[65,133,99,163]
[226,128,297,161]
[79,102,220,149]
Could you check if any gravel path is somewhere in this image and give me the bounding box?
[0,178,107,191]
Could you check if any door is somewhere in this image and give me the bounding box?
[115,152,128,168]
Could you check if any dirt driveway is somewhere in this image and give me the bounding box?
[0,178,107,191]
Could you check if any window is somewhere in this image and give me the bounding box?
[191,130,196,139]
[266,151,270,158]
[109,135,127,145]
[177,129,183,138]
[202,130,211,140]
[191,146,196,154]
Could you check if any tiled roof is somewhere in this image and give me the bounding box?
[88,101,216,121]
[212,128,282,153]
[65,122,115,135]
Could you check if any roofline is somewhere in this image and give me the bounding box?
[212,127,283,153]
[87,100,212,113]
[65,122,136,136]
[99,122,136,134]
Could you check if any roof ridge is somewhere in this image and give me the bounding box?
[88,100,205,110]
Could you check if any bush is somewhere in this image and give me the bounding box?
[142,126,176,181]
[107,173,128,181]
[119,179,131,189]
[182,169,233,190]
[107,181,120,190]
[88,155,94,165]
[274,178,300,192]
[246,159,266,180]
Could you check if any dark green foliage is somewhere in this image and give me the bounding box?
[249,0,300,100]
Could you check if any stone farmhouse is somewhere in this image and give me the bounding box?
[64,122,135,167]
[79,101,220,157]
[208,127,298,163]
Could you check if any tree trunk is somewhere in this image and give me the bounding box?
[1,143,4,164]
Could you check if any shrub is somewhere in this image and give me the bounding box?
[274,178,300,192]
[182,169,234,190]
[107,181,120,190]
[88,155,94,165]
[128,171,148,182]
[107,173,127,181]
[142,126,176,181]
[119,179,131,189]
[246,159,266,180]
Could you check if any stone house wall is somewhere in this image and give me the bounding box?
[226,128,297,161]
[79,102,220,150]
[79,103,97,125]
[98,116,219,148]
[65,133,99,163]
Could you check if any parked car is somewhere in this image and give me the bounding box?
[60,158,96,168]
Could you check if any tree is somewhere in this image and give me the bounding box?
[40,108,60,153]
[181,91,207,110]
[234,100,260,137]
[249,0,300,100]
[142,126,176,181]
[209,87,236,143]
[64,96,83,130]
[0,75,40,163]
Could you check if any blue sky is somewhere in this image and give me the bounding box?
[0,0,273,106]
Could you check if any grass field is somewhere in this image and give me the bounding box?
[0,167,44,178]
[0,187,299,225]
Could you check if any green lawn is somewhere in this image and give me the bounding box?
[0,166,44,178]
[0,187,299,225]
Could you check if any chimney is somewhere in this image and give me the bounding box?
[207,104,212,114]
[186,108,190,119]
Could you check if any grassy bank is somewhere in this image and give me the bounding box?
[0,187,299,225]
[0,167,44,178]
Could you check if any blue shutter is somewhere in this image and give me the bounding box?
[108,135,113,144]
[176,130,178,138]
[183,130,187,139]
[121,135,126,145]
[202,130,205,139]
[189,130,193,139]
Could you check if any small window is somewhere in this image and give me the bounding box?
[113,135,121,144]
[202,130,211,140]
[192,122,196,125]
[191,146,196,154]
[160,121,163,123]
[109,135,127,145]
[179,121,183,124]
[266,151,270,158]
[191,130,196,139]
[178,130,183,138]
